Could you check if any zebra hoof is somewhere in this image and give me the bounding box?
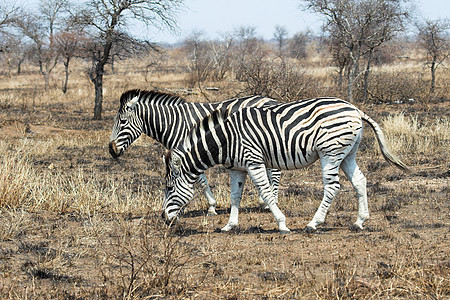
[258,202,270,210]
[278,223,291,234]
[349,224,364,232]
[304,226,317,234]
[221,224,236,232]
[207,209,218,216]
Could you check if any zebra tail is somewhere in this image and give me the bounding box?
[360,111,412,174]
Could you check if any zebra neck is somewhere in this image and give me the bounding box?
[140,104,190,149]
[182,116,233,171]
[177,137,225,174]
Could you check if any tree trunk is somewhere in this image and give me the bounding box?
[348,53,360,102]
[430,60,436,94]
[62,58,70,94]
[93,70,103,120]
[111,55,115,73]
[348,61,355,102]
[43,73,50,91]
[90,57,107,120]
[90,35,114,120]
[337,66,344,91]
[363,50,373,102]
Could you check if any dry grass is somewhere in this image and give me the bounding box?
[0,49,448,299]
[0,136,163,214]
[381,113,449,158]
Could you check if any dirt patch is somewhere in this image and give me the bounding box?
[0,205,448,298]
[0,120,79,139]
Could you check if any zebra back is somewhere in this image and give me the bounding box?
[174,97,410,173]
[118,89,186,112]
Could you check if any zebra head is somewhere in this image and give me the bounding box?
[109,92,144,158]
[162,150,196,224]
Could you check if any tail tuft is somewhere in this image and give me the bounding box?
[360,111,412,174]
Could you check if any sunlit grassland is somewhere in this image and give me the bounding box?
[0,50,448,299]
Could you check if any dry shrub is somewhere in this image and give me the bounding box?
[236,57,319,101]
[0,91,14,109]
[98,217,210,298]
[317,263,374,299]
[364,69,429,103]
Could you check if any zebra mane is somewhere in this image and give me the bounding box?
[119,89,186,111]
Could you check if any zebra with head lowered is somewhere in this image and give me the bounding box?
[163,97,411,233]
[108,89,281,216]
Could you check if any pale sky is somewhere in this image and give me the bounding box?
[25,0,450,44]
[150,0,450,44]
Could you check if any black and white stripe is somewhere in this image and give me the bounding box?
[109,89,281,215]
[163,97,410,233]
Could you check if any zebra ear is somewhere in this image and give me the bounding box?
[126,96,139,111]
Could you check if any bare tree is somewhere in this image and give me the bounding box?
[274,25,288,57]
[54,10,91,94]
[234,26,260,55]
[360,2,409,101]
[302,0,410,101]
[184,30,233,87]
[75,0,183,120]
[287,30,311,60]
[0,32,30,75]
[209,32,234,81]
[327,32,350,92]
[55,30,85,93]
[0,0,20,30]
[184,30,212,86]
[17,0,68,89]
[0,1,24,70]
[232,26,262,82]
[417,18,449,94]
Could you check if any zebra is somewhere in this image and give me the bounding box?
[108,89,281,216]
[163,97,410,233]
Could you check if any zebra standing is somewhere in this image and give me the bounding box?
[163,97,410,233]
[108,89,281,215]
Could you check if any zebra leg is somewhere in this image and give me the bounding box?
[305,155,341,232]
[196,173,217,216]
[221,170,247,232]
[271,169,281,205]
[247,164,290,233]
[257,169,281,209]
[341,154,369,230]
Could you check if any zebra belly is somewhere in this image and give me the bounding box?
[263,149,319,170]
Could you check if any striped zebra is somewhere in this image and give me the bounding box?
[163,97,410,233]
[108,89,281,215]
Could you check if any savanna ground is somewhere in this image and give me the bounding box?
[0,51,449,299]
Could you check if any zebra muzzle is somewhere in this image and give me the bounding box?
[161,210,179,226]
[109,141,121,158]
